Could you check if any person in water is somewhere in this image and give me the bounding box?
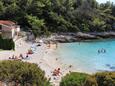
[98,48,106,54]
[98,50,100,53]
[103,49,106,53]
[101,48,106,53]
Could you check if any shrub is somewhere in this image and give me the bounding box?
[0,60,51,86]
[95,72,115,86]
[84,76,98,86]
[60,72,115,86]
[0,35,15,50]
[60,72,89,86]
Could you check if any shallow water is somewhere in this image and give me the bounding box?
[56,39,115,73]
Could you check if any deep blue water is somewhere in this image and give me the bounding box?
[56,39,115,73]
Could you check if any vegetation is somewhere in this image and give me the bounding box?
[95,72,115,86]
[0,61,115,86]
[60,72,115,86]
[60,72,89,86]
[0,60,51,86]
[0,0,115,37]
[0,35,15,50]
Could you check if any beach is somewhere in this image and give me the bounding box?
[0,37,75,86]
[1,36,115,86]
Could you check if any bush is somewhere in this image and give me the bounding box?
[60,72,89,86]
[0,35,15,50]
[0,60,51,86]
[95,72,115,86]
[84,76,98,86]
[60,72,115,86]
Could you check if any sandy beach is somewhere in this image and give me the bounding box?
[0,37,75,86]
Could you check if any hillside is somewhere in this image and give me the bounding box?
[0,0,115,37]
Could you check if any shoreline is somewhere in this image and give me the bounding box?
[0,34,114,86]
[0,37,77,86]
[47,32,115,43]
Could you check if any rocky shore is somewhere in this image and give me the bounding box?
[48,32,115,43]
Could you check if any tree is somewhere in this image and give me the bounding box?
[0,1,4,16]
[0,60,51,86]
[92,18,106,31]
[26,15,45,38]
[0,0,115,33]
[112,3,115,17]
[87,0,98,8]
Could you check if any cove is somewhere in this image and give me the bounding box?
[56,39,115,73]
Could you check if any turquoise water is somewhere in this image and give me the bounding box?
[56,39,115,73]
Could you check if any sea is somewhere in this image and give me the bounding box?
[55,39,115,73]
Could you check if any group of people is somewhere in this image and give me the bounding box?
[9,48,35,61]
[47,41,58,49]
[98,48,106,54]
[52,68,62,76]
[8,42,41,61]
[9,53,30,60]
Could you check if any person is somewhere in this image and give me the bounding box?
[103,49,106,53]
[52,69,57,76]
[69,65,72,68]
[56,68,61,76]
[12,55,15,59]
[19,54,23,59]
[14,56,18,60]
[98,50,100,54]
[28,49,33,54]
[48,77,51,81]
[52,68,62,76]
[56,58,58,61]
[101,48,106,53]
[101,48,103,53]
[9,57,11,59]
[26,53,29,58]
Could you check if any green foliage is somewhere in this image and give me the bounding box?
[26,15,44,27]
[60,72,115,86]
[0,60,51,86]
[60,72,89,86]
[0,1,4,15]
[0,0,115,36]
[26,15,45,37]
[0,35,15,50]
[84,76,98,86]
[92,18,106,31]
[95,72,115,86]
[82,23,90,32]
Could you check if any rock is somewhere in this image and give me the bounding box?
[76,32,97,39]
[91,32,115,38]
[44,32,115,43]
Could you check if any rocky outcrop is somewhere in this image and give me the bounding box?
[90,32,115,38]
[76,32,97,39]
[46,32,115,43]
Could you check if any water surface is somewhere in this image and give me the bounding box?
[56,39,115,73]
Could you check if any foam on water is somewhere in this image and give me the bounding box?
[55,39,115,73]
